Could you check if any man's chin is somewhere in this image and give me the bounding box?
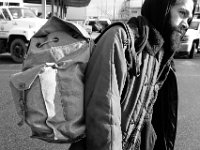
[170,42,181,53]
[170,32,182,53]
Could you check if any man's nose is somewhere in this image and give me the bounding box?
[182,19,190,30]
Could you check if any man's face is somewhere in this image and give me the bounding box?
[165,0,194,52]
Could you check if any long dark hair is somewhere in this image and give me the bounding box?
[141,0,197,35]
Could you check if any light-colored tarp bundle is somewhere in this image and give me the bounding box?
[10,16,92,143]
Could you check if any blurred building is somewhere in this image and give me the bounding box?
[22,0,144,21]
[64,0,144,21]
[23,0,52,17]
[119,0,144,20]
[65,0,125,21]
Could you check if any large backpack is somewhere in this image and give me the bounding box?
[9,16,92,143]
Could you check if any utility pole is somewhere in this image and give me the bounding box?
[142,0,144,5]
[106,0,107,15]
[113,0,116,20]
[42,0,47,19]
[51,0,54,16]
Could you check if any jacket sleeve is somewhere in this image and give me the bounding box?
[84,25,129,150]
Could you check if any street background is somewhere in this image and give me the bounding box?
[0,53,200,150]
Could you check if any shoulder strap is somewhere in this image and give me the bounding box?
[94,22,132,44]
[94,22,140,77]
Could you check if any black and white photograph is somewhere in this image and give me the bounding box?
[0,0,200,150]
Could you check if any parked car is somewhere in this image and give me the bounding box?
[83,17,111,39]
[194,12,200,19]
[0,6,47,62]
[176,19,200,58]
[84,17,111,33]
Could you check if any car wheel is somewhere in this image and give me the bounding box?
[189,42,196,59]
[10,39,27,63]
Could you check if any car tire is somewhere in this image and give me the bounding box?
[10,39,27,63]
[189,42,196,59]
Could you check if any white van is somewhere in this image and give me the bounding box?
[0,6,47,62]
[0,0,23,6]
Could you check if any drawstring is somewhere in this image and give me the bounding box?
[156,51,175,88]
[36,37,59,48]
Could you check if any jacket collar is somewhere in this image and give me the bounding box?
[127,16,164,56]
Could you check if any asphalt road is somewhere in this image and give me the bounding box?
[174,55,200,150]
[0,53,200,150]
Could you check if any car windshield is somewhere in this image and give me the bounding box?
[9,7,36,19]
[189,21,199,30]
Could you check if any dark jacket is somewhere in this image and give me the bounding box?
[140,0,189,149]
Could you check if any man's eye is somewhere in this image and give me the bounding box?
[179,11,186,17]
